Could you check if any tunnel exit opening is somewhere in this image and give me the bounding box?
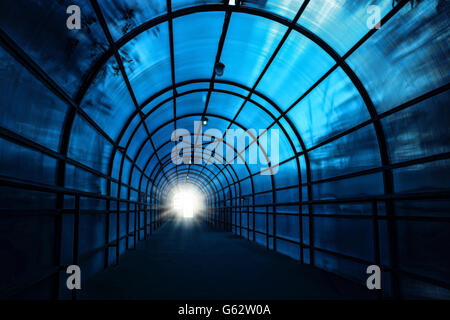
[169,184,206,219]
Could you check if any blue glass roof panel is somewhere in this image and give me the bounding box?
[98,0,167,41]
[300,0,392,55]
[0,0,108,97]
[287,67,370,148]
[220,13,288,87]
[242,0,306,21]
[173,12,225,84]
[257,31,335,111]
[119,23,172,105]
[0,48,68,152]
[81,56,135,140]
[347,0,450,113]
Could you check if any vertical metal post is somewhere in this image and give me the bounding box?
[72,194,80,300]
[239,197,242,237]
[126,201,130,249]
[273,203,277,251]
[252,204,255,242]
[138,202,141,241]
[134,203,137,248]
[104,199,110,269]
[144,202,147,239]
[247,204,250,241]
[265,205,269,250]
[150,198,153,234]
[229,205,232,232]
[372,201,382,299]
[116,199,120,265]
[234,203,237,234]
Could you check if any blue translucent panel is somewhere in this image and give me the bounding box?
[0,187,56,210]
[255,192,273,205]
[175,92,206,117]
[0,48,67,151]
[203,116,233,134]
[172,0,223,11]
[348,0,450,113]
[397,220,450,285]
[298,155,307,185]
[0,137,56,185]
[309,126,380,180]
[69,115,113,173]
[276,215,300,241]
[258,32,335,111]
[127,124,148,159]
[82,56,135,140]
[313,203,372,216]
[301,0,392,55]
[288,68,370,148]
[274,158,298,187]
[314,250,367,283]
[0,0,108,97]
[141,89,173,114]
[78,212,106,257]
[242,0,305,21]
[399,275,450,300]
[173,12,224,83]
[120,23,172,105]
[314,216,374,261]
[111,152,123,179]
[395,200,450,218]
[252,173,272,193]
[120,185,128,199]
[152,123,175,149]
[277,187,299,204]
[257,123,295,164]
[378,220,391,267]
[213,82,250,97]
[207,92,245,120]
[312,173,384,200]
[383,91,450,163]
[157,143,176,161]
[235,101,274,129]
[65,164,107,194]
[130,168,141,188]
[145,100,174,134]
[120,115,141,147]
[177,82,209,95]
[393,159,450,193]
[239,176,252,195]
[98,0,167,40]
[0,213,55,295]
[279,118,302,152]
[145,156,160,176]
[250,93,281,119]
[122,157,133,183]
[230,160,251,180]
[174,116,197,135]
[136,141,154,168]
[221,13,288,87]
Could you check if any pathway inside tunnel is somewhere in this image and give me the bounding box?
[79,218,376,300]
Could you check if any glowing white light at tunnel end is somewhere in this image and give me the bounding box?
[169,184,205,219]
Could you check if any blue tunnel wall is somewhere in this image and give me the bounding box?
[0,0,449,299]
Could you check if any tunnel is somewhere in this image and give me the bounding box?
[0,0,449,302]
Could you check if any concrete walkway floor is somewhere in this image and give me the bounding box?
[79,218,375,300]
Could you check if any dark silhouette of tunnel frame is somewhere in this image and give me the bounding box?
[0,0,449,299]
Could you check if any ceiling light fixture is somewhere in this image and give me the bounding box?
[215,62,225,76]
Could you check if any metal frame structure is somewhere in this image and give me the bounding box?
[1,0,449,299]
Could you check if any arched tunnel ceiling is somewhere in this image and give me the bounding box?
[1,0,449,202]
